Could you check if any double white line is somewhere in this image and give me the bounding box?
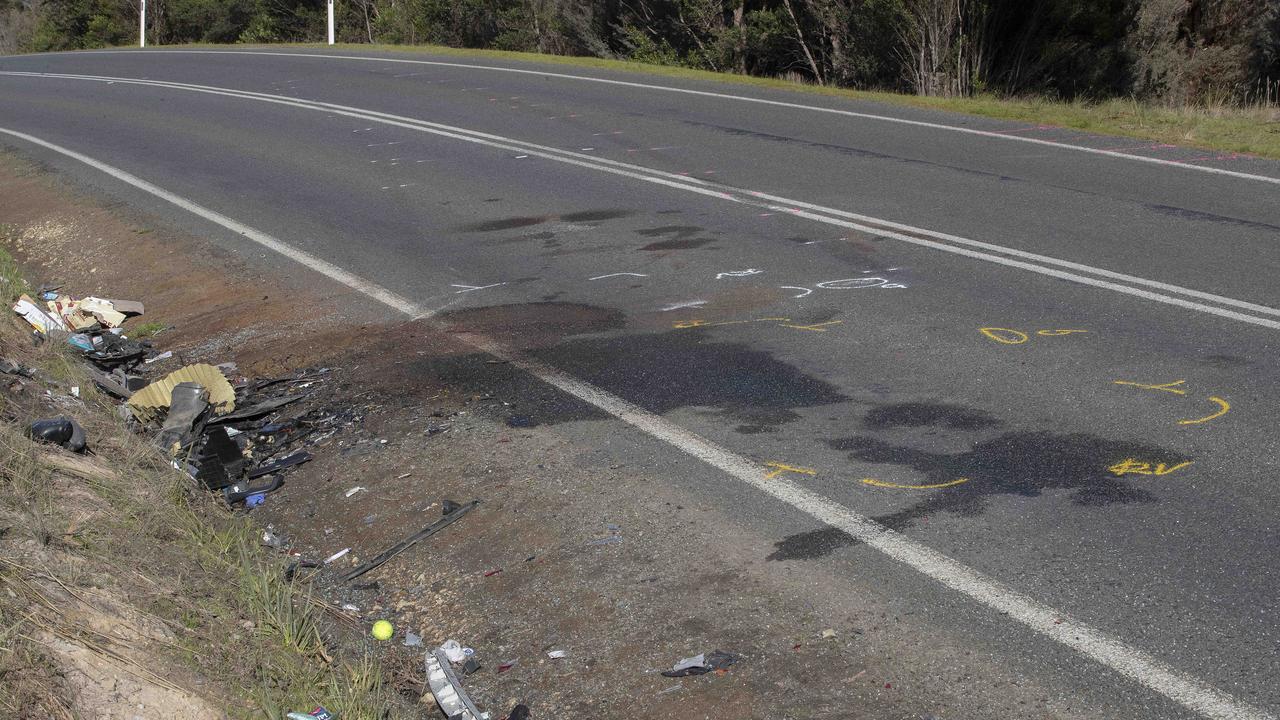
[1,72,1277,719]
[5,68,1280,332]
[3,69,1280,331]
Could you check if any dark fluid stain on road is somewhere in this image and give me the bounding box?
[559,209,636,222]
[641,237,715,251]
[537,330,849,427]
[442,302,625,344]
[828,430,1174,531]
[462,210,634,232]
[637,225,705,237]
[864,402,1001,431]
[768,528,856,560]
[464,216,550,232]
[420,307,845,428]
[1145,204,1280,232]
[1202,354,1251,366]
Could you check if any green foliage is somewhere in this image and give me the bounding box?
[3,0,1276,106]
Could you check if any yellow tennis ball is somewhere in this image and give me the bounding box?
[371,620,393,641]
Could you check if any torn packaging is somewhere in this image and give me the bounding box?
[12,295,66,333]
[27,417,87,453]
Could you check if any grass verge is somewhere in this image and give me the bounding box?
[129,41,1280,160]
[0,244,405,719]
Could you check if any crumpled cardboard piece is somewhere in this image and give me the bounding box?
[76,297,128,328]
[12,295,67,333]
[127,364,236,422]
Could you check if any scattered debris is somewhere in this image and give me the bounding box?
[341,499,479,582]
[546,650,566,660]
[286,706,335,720]
[821,628,838,639]
[345,486,367,497]
[128,364,235,421]
[439,640,467,664]
[661,650,740,677]
[27,417,87,453]
[324,548,351,564]
[404,632,423,647]
[426,649,491,720]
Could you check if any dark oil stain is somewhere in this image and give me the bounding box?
[768,528,855,561]
[641,237,715,251]
[429,304,846,428]
[537,330,848,427]
[1202,354,1250,367]
[559,209,635,222]
[461,209,634,232]
[828,430,1174,531]
[1145,204,1280,232]
[636,225,705,237]
[786,236,812,244]
[657,209,684,215]
[864,402,1001,431]
[484,197,502,202]
[463,215,549,232]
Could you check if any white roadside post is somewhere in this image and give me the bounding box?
[139,0,146,48]
[327,0,335,45]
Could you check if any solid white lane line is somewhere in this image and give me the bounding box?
[30,48,1280,187]
[5,70,1280,331]
[0,125,1268,720]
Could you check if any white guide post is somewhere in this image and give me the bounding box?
[139,0,146,48]
[327,0,335,45]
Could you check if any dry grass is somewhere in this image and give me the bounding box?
[0,244,404,719]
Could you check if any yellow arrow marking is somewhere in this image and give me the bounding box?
[764,461,817,479]
[1113,379,1188,395]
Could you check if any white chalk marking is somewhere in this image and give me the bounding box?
[3,126,1267,720]
[659,300,707,311]
[589,272,648,280]
[780,286,813,298]
[451,282,505,294]
[50,49,1280,186]
[818,277,888,289]
[716,269,763,279]
[4,71,1278,332]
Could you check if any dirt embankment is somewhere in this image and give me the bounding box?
[1,150,1054,720]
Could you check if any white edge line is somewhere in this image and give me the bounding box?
[21,48,1280,187]
[0,124,1271,720]
[3,69,1279,333]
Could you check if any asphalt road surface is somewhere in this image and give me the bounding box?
[3,47,1280,719]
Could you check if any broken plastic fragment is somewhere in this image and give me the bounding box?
[405,632,423,647]
[324,548,351,564]
[662,650,739,677]
[345,486,367,497]
[439,639,467,664]
[546,650,566,659]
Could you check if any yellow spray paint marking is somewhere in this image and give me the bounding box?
[1108,459,1194,476]
[860,477,970,490]
[675,317,838,333]
[1178,396,1230,425]
[764,461,817,479]
[1113,379,1188,395]
[778,320,844,332]
[979,327,1029,344]
[1036,329,1088,336]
